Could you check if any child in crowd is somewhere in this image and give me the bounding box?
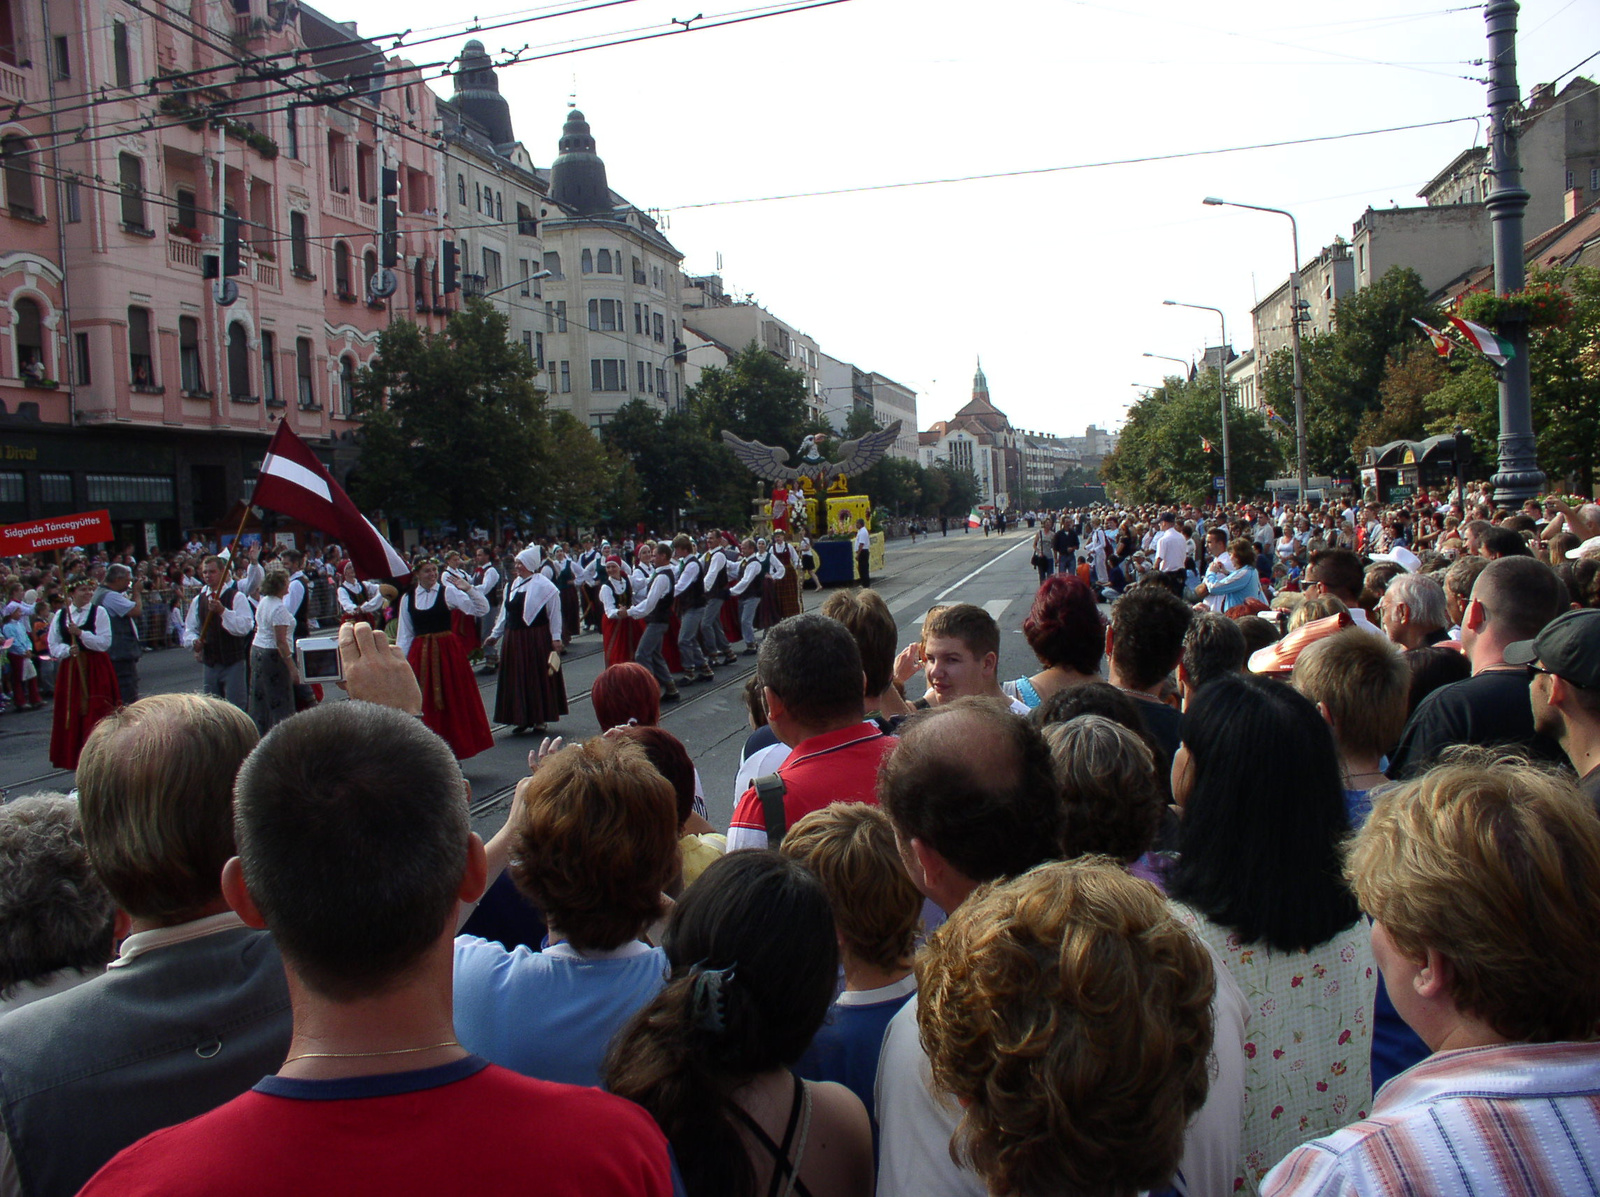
[782,804,922,1138]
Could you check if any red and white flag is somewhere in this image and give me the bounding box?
[251,422,411,582]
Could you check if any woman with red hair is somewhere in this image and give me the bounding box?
[1003,574,1105,710]
[591,662,662,731]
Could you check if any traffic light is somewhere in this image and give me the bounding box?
[221,210,242,277]
[442,240,460,294]
[381,201,398,267]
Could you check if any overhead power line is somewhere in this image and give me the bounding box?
[660,115,1484,211]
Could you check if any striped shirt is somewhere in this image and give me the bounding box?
[1262,1040,1600,1196]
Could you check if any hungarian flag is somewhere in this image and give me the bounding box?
[967,507,982,529]
[1448,315,1514,366]
[1201,437,1213,453]
[1412,317,1454,358]
[251,422,411,582]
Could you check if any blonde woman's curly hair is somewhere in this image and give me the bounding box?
[917,859,1215,1197]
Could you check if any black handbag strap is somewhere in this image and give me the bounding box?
[754,773,788,847]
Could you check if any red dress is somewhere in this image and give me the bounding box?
[599,579,642,667]
[404,588,494,760]
[49,608,121,770]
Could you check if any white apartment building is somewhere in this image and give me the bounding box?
[536,109,686,426]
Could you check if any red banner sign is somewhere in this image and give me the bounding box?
[0,510,114,555]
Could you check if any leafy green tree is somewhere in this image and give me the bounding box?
[685,342,814,527]
[543,410,635,534]
[599,400,716,531]
[1352,341,1451,460]
[1260,267,1435,475]
[936,461,982,518]
[1102,372,1281,505]
[351,301,549,533]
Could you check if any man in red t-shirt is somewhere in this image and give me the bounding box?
[79,645,678,1197]
[728,612,896,851]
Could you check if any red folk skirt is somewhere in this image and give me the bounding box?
[408,631,494,760]
[50,649,121,770]
[493,621,568,728]
[602,612,642,667]
[664,614,684,674]
[720,599,742,645]
[450,609,480,654]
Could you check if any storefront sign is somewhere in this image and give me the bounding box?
[0,509,114,555]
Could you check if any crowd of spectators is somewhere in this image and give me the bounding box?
[1,481,1600,1195]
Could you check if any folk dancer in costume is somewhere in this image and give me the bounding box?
[485,546,567,735]
[47,575,120,770]
[396,559,494,760]
[598,555,641,667]
[698,535,738,667]
[728,538,777,656]
[627,542,681,704]
[441,551,480,656]
[670,533,714,686]
[576,536,604,635]
[630,540,683,675]
[754,537,786,632]
[92,563,143,704]
[798,534,820,591]
[770,527,802,619]
[548,543,583,644]
[472,547,505,670]
[280,549,320,710]
[182,554,254,710]
[335,559,387,628]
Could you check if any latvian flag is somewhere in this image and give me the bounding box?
[1412,317,1454,358]
[251,421,411,582]
[1448,315,1514,366]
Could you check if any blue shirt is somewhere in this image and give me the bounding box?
[794,974,916,1129]
[453,936,669,1088]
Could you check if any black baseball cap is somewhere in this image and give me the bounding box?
[1504,608,1600,690]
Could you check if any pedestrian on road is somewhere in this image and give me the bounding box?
[855,519,872,588]
[184,555,253,711]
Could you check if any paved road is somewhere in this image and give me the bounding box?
[0,526,1049,838]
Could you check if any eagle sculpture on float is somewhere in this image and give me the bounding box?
[719,422,903,491]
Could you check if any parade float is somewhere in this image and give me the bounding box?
[720,423,901,585]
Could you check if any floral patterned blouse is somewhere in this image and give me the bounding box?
[1172,905,1378,1194]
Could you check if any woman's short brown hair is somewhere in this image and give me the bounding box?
[1348,754,1600,1043]
[780,803,921,972]
[259,567,290,599]
[76,695,259,922]
[1043,716,1164,863]
[820,589,897,697]
[918,860,1214,1197]
[510,736,679,951]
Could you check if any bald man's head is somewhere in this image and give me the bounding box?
[878,698,1060,885]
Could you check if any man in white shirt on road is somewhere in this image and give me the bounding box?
[1153,510,1189,597]
[854,519,872,587]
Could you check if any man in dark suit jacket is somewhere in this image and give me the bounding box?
[0,695,292,1197]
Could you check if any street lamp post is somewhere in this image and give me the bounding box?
[1142,352,1191,379]
[1482,1,1545,503]
[1163,301,1231,505]
[1203,197,1309,504]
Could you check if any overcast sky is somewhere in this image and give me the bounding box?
[369,0,1598,436]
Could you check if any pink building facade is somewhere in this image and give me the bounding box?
[0,0,464,548]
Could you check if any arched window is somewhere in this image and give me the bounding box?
[580,248,593,274]
[339,355,356,414]
[413,257,426,310]
[362,249,378,300]
[495,192,503,220]
[178,315,203,392]
[227,323,251,399]
[596,248,611,274]
[117,152,145,229]
[1,134,36,217]
[334,240,351,296]
[14,297,44,379]
[457,174,466,204]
